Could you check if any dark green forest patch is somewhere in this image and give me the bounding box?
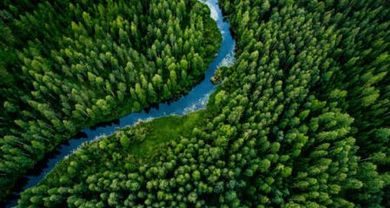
[5,0,390,207]
[0,0,221,201]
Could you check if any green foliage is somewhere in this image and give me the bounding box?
[0,0,221,201]
[4,0,390,207]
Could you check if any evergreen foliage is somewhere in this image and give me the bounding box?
[2,0,390,207]
[0,0,220,201]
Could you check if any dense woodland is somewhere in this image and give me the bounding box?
[0,0,221,201]
[0,0,388,207]
[13,0,389,207]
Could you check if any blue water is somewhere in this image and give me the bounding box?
[5,0,235,207]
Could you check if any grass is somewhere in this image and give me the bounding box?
[128,110,206,157]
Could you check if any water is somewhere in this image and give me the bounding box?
[4,0,235,207]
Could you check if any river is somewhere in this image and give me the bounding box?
[5,0,235,207]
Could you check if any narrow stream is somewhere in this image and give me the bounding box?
[5,0,235,207]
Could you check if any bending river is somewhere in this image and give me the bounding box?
[5,0,235,207]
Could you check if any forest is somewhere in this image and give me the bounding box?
[1,0,390,207]
[0,0,220,202]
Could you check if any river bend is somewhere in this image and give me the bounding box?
[5,0,235,206]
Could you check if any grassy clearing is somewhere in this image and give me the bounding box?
[128,110,206,157]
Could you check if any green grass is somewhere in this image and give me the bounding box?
[128,110,206,157]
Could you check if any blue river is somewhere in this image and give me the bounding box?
[5,0,235,206]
